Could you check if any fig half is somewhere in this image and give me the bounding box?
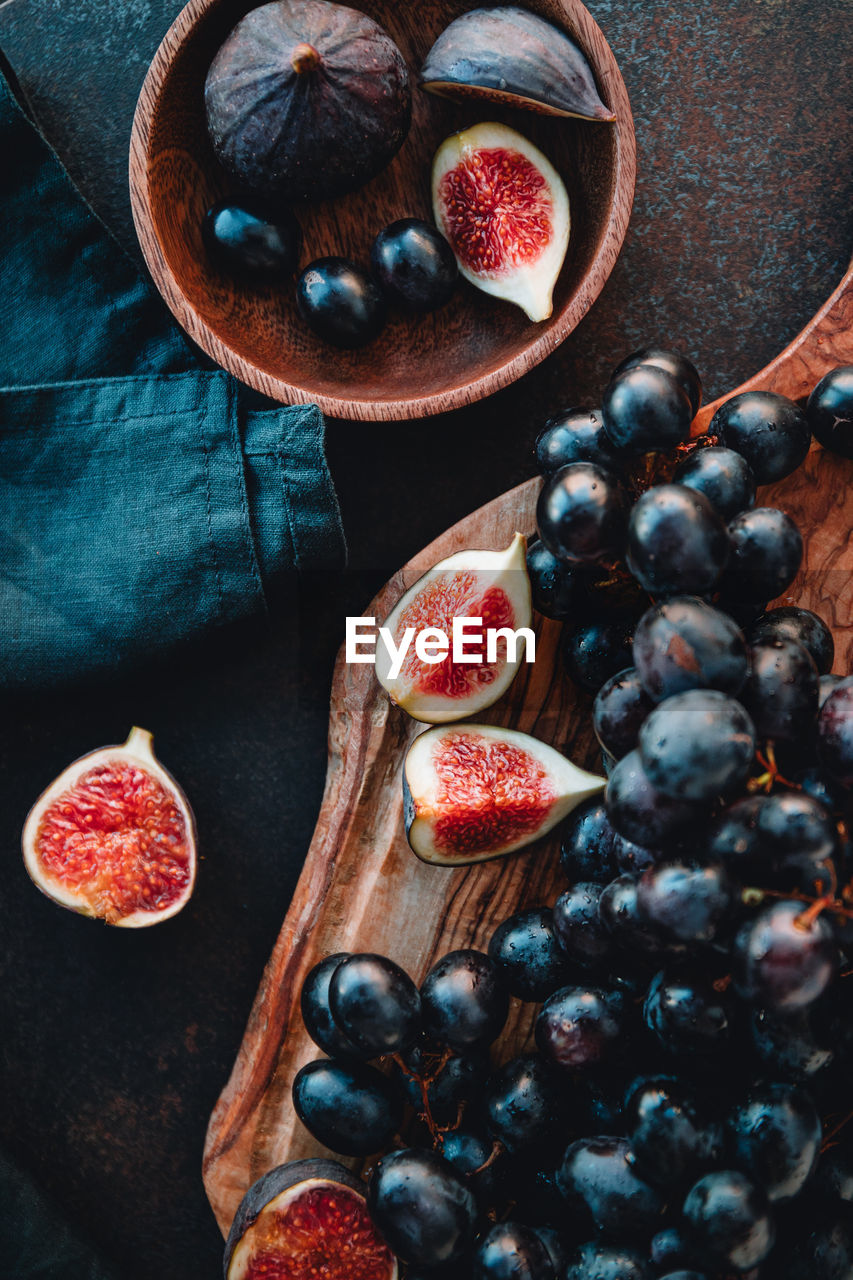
[404,723,604,865]
[432,122,570,322]
[420,7,615,122]
[377,532,532,723]
[224,1158,397,1280]
[22,727,196,927]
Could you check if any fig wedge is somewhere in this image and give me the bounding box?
[420,7,615,122]
[22,727,196,927]
[224,1158,397,1280]
[376,532,532,723]
[404,723,604,865]
[432,122,570,322]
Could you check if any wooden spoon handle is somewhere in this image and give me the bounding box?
[694,257,853,434]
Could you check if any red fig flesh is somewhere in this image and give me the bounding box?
[376,533,532,723]
[432,122,570,322]
[404,724,604,864]
[22,727,196,927]
[224,1159,397,1280]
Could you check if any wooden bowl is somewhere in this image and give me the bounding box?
[129,0,635,421]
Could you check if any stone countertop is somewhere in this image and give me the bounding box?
[0,1,850,1276]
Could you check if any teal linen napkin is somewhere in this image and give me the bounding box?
[0,58,346,691]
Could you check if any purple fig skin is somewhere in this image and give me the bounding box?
[223,1158,370,1279]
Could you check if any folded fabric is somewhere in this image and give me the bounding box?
[0,57,345,690]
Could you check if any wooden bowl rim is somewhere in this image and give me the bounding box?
[129,0,636,421]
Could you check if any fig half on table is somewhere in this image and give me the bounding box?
[404,723,605,865]
[21,727,196,927]
[224,1158,397,1280]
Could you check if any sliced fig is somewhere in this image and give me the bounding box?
[22,727,196,927]
[432,122,570,322]
[404,723,604,865]
[420,7,615,122]
[376,532,532,723]
[224,1158,397,1280]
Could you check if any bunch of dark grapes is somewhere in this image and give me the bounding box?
[291,358,853,1278]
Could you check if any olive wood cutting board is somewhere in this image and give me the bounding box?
[203,257,853,1235]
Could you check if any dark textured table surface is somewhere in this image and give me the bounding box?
[0,1,851,1276]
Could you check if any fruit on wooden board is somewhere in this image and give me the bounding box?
[376,532,532,723]
[403,722,605,864]
[205,0,411,202]
[419,6,614,121]
[432,122,570,322]
[223,1158,397,1280]
[22,727,195,927]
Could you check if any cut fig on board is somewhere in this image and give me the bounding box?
[404,723,605,865]
[376,532,532,723]
[22,727,196,927]
[224,1158,397,1280]
[420,7,615,122]
[432,122,570,322]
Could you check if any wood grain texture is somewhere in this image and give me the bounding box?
[129,0,635,421]
[203,259,853,1234]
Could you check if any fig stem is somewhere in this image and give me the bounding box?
[124,725,155,758]
[291,42,320,74]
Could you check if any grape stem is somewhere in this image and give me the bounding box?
[390,1047,454,1149]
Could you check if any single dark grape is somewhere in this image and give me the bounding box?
[202,200,301,277]
[734,900,837,1011]
[711,390,811,484]
[559,798,619,883]
[602,364,693,454]
[606,749,704,848]
[739,637,819,744]
[643,968,734,1056]
[593,667,654,759]
[367,1147,477,1268]
[488,908,570,1001]
[534,408,620,474]
[557,1136,663,1238]
[724,507,803,601]
[638,688,756,802]
[819,682,853,786]
[706,795,764,870]
[300,952,362,1059]
[726,1082,821,1202]
[292,1057,402,1155]
[750,1006,835,1080]
[526,541,582,620]
[472,1221,555,1280]
[637,861,732,945]
[484,1055,569,1155]
[563,615,637,693]
[611,346,703,417]
[752,790,838,866]
[806,365,853,459]
[749,605,834,675]
[441,1129,507,1208]
[536,463,629,567]
[673,445,755,521]
[565,1242,652,1280]
[599,874,668,955]
[420,949,508,1052]
[395,1043,489,1126]
[632,596,748,702]
[624,1075,722,1189]
[627,485,730,597]
[553,883,613,966]
[683,1169,775,1270]
[329,953,422,1056]
[536,985,624,1069]
[370,218,457,311]
[650,1227,704,1273]
[296,257,386,347]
